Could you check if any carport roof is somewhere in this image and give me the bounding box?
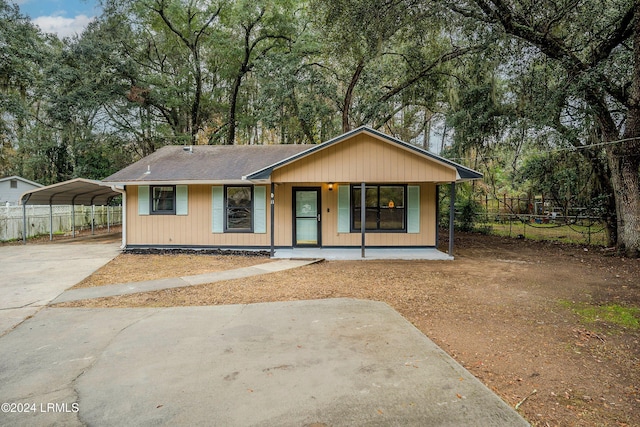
[20,178,121,206]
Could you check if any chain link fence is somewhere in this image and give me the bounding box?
[440,193,609,247]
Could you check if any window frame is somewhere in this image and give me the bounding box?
[350,184,407,233]
[150,185,176,215]
[224,185,254,233]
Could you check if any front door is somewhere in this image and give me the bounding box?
[293,188,321,247]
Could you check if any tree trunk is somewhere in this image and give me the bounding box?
[612,2,640,257]
[606,142,640,257]
[226,73,243,145]
[342,61,365,133]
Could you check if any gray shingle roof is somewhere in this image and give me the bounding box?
[102,127,482,184]
[102,145,313,183]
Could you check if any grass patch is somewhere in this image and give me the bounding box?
[561,300,640,329]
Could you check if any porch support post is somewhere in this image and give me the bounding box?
[449,182,456,256]
[270,182,275,257]
[361,182,366,258]
[435,184,440,247]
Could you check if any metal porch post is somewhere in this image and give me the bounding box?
[270,183,275,257]
[435,184,440,247]
[361,182,366,258]
[449,182,456,256]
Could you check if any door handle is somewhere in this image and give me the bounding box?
[317,213,321,221]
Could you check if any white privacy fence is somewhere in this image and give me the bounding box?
[0,205,122,242]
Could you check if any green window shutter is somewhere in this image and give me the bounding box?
[407,185,420,233]
[138,186,150,216]
[337,184,350,233]
[212,186,223,233]
[176,185,188,215]
[253,186,266,234]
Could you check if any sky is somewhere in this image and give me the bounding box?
[16,0,100,38]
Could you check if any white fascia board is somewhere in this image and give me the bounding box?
[101,180,250,186]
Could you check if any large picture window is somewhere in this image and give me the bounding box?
[151,185,176,214]
[225,186,253,232]
[352,185,406,231]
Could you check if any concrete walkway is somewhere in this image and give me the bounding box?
[52,259,321,304]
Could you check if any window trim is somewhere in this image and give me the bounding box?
[150,185,176,215]
[10,179,18,189]
[224,185,254,233]
[350,184,407,233]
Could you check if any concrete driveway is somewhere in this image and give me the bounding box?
[0,242,528,426]
[0,242,120,336]
[0,299,528,426]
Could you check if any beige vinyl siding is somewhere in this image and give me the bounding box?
[126,185,272,247]
[271,133,457,183]
[127,182,437,248]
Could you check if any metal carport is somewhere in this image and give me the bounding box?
[20,178,123,243]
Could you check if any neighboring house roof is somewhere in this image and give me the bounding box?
[245,126,482,182]
[0,175,43,188]
[20,178,121,206]
[102,145,312,185]
[102,127,482,185]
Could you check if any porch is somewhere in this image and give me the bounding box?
[272,247,453,261]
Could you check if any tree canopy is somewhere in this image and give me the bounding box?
[0,0,638,255]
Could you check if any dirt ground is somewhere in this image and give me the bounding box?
[57,233,640,427]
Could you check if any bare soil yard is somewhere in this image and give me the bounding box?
[57,233,640,427]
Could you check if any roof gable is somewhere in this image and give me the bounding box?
[0,175,43,188]
[245,126,482,182]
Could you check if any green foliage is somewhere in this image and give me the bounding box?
[456,197,482,232]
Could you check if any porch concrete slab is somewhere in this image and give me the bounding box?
[51,259,321,304]
[0,243,120,336]
[273,247,453,261]
[0,299,529,426]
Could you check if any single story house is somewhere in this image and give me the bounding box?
[102,127,482,257]
[0,176,43,206]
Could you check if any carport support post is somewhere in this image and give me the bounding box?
[361,182,366,258]
[449,182,456,256]
[270,183,275,257]
[49,204,53,241]
[22,201,27,244]
[91,205,95,235]
[72,204,76,238]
